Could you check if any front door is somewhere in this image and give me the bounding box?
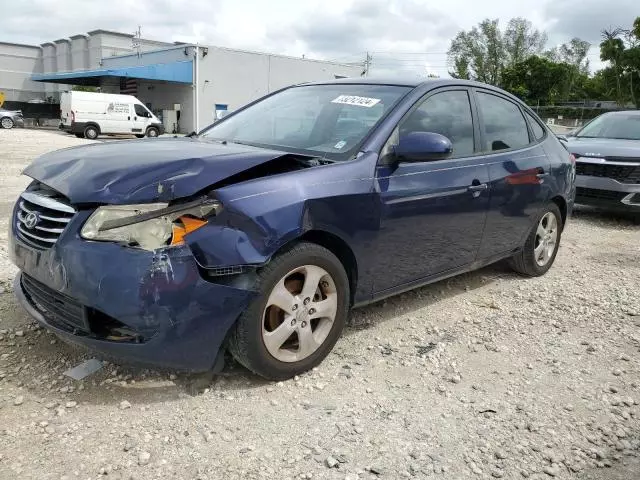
[132,103,150,134]
[472,90,552,258]
[371,89,490,294]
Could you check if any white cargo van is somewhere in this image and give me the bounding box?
[60,91,164,139]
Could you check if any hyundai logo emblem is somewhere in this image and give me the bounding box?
[23,212,40,229]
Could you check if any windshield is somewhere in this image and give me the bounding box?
[576,113,640,140]
[199,84,411,160]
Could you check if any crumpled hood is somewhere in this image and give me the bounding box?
[564,137,640,158]
[23,137,292,204]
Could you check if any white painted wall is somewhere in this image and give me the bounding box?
[0,42,44,102]
[54,40,71,95]
[196,47,362,130]
[70,35,89,71]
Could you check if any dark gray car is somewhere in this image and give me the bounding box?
[559,110,640,212]
[0,108,25,129]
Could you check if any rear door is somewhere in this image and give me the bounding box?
[371,88,490,293]
[473,89,552,259]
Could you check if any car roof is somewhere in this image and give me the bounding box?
[301,77,528,107]
[305,77,504,90]
[603,110,640,116]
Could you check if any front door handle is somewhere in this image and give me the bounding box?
[127,116,130,120]
[536,172,549,178]
[468,183,488,192]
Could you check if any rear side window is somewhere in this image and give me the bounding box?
[525,110,545,141]
[476,92,529,152]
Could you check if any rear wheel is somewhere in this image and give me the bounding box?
[84,125,99,140]
[509,203,563,276]
[146,127,159,138]
[1,117,14,129]
[228,242,349,380]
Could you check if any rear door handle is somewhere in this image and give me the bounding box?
[468,183,488,192]
[127,116,131,120]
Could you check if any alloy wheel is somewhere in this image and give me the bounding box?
[262,265,338,363]
[534,212,558,266]
[1,117,14,129]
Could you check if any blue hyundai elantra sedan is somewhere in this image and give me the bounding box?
[9,78,575,379]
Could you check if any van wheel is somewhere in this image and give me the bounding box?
[75,133,84,138]
[509,203,563,277]
[84,125,99,140]
[228,242,349,380]
[135,134,145,139]
[146,127,159,138]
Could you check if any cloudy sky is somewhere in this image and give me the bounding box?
[2,0,636,77]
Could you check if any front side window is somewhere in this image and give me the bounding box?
[398,90,475,158]
[199,84,411,161]
[476,92,530,151]
[134,104,149,117]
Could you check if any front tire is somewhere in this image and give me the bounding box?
[146,127,159,138]
[84,125,99,140]
[228,242,350,380]
[510,203,563,276]
[1,117,14,129]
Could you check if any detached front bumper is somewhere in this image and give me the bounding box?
[575,175,640,212]
[10,215,256,371]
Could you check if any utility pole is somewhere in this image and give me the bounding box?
[362,52,372,77]
[132,25,142,57]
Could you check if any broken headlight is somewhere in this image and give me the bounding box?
[80,199,221,251]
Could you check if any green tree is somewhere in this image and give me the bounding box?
[546,37,591,74]
[501,56,582,105]
[448,18,546,85]
[503,18,547,66]
[448,19,504,84]
[598,17,640,107]
[72,85,99,92]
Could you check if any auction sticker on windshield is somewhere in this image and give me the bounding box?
[331,95,381,108]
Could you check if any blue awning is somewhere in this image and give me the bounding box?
[31,60,193,85]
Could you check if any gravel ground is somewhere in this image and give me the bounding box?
[1,129,639,480]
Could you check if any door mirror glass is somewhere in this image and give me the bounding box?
[394,132,453,162]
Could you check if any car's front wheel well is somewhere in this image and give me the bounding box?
[291,230,358,305]
[551,195,567,230]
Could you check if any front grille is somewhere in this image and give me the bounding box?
[575,162,637,182]
[575,187,627,202]
[15,190,75,250]
[21,274,89,333]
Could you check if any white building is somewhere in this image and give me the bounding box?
[0,30,363,133]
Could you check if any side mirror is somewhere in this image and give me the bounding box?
[394,132,453,162]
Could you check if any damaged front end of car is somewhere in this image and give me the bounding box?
[9,138,341,371]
